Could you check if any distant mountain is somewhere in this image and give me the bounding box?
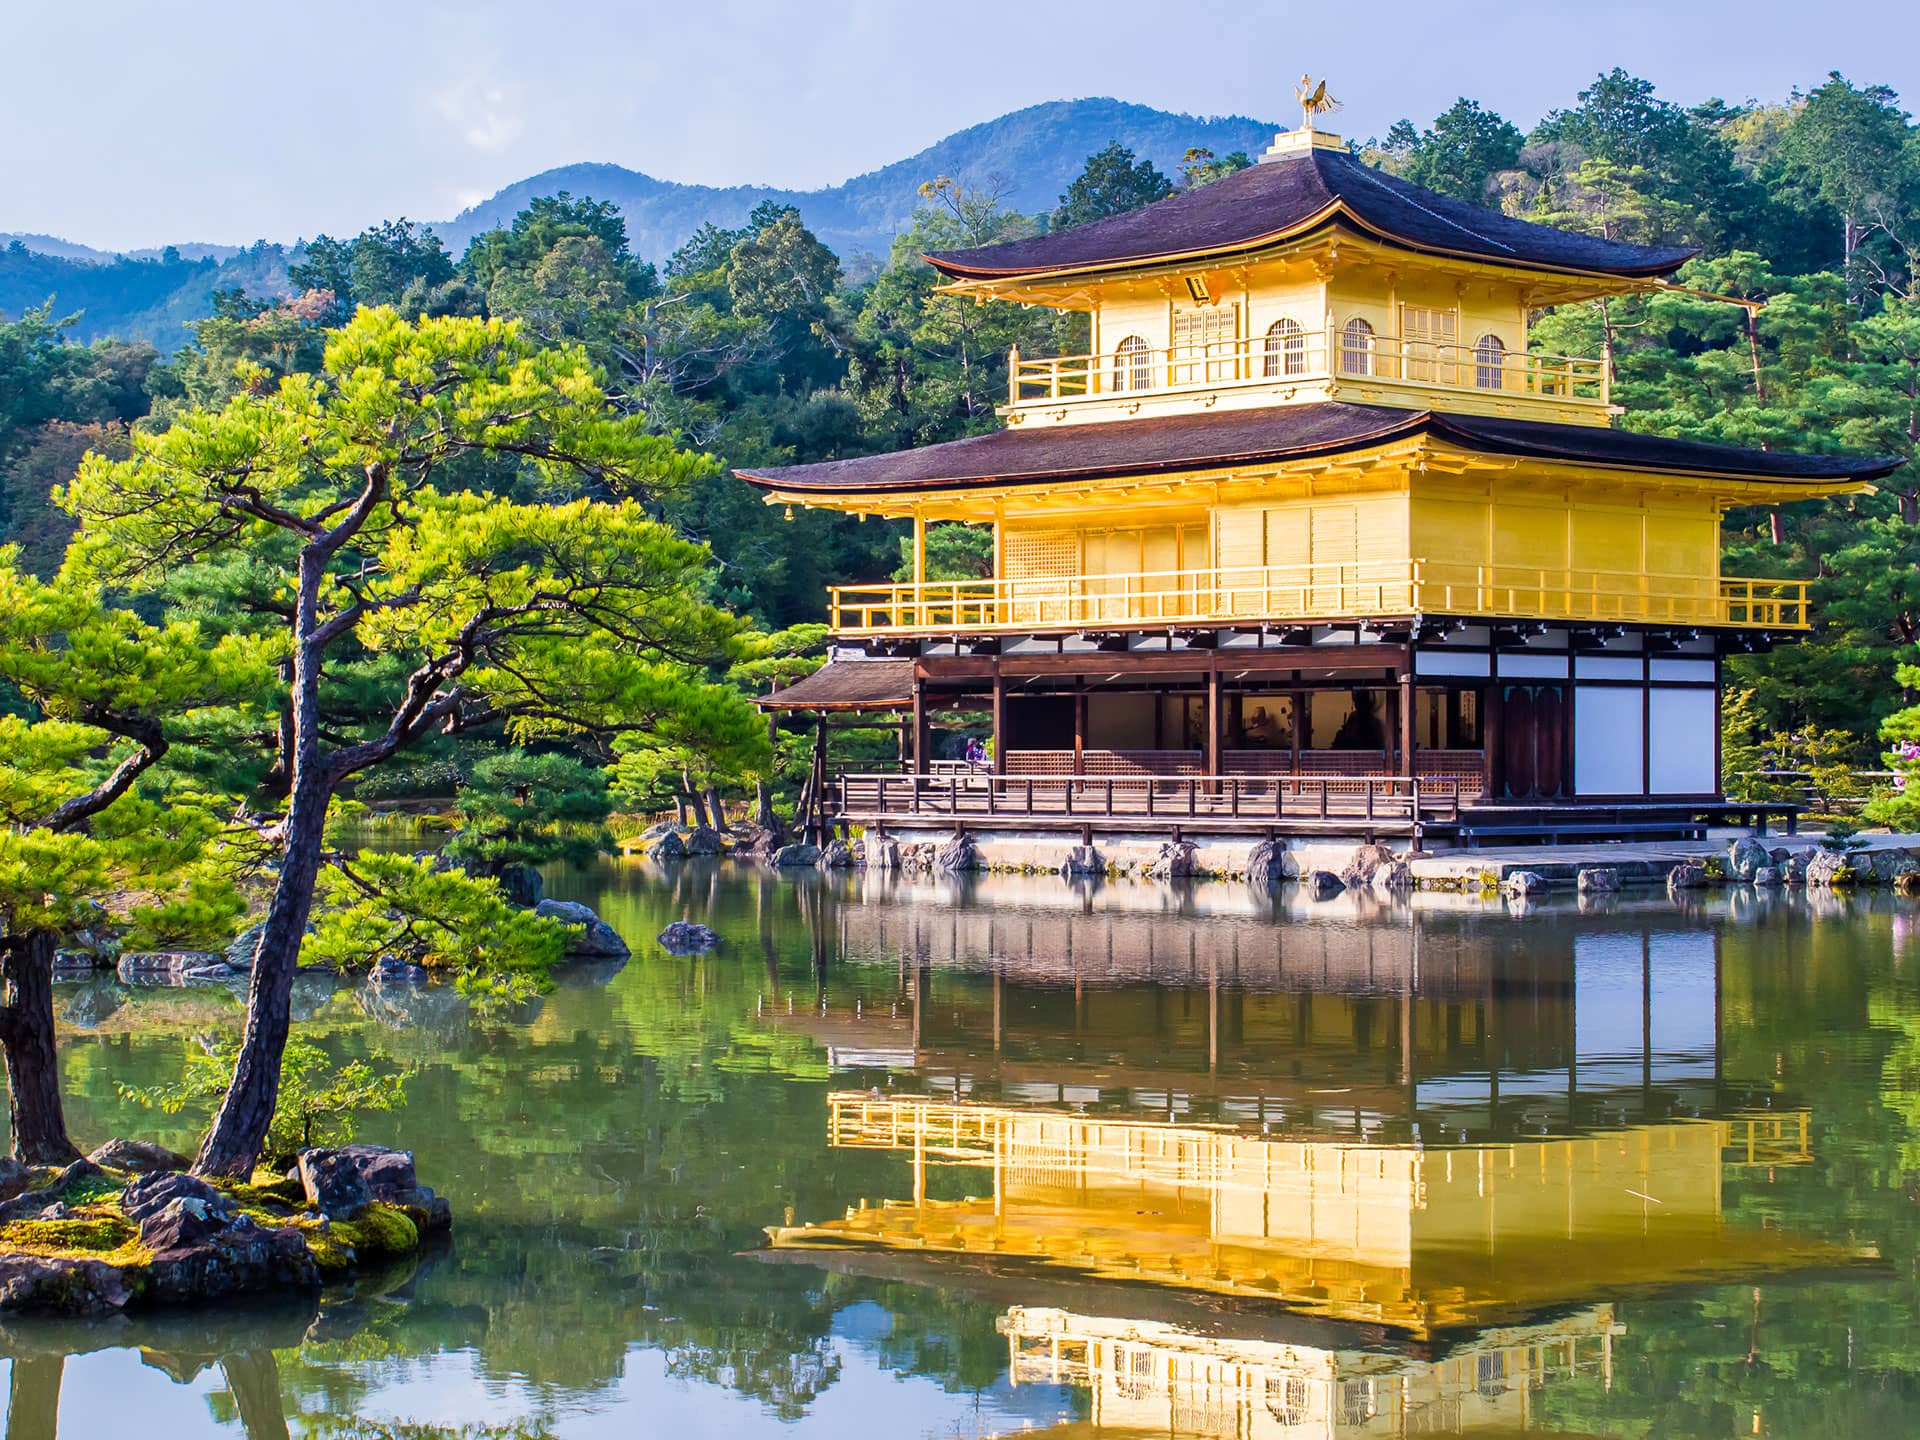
[435,99,1279,261]
[2,98,1278,349]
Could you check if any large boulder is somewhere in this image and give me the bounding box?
[1245,839,1293,889]
[493,862,544,908]
[1577,867,1621,894]
[1667,863,1710,892]
[658,921,722,955]
[651,830,688,862]
[731,826,782,861]
[296,1145,451,1232]
[934,834,981,874]
[864,836,901,871]
[1805,849,1856,888]
[1340,843,1398,890]
[817,838,854,869]
[121,1171,231,1229]
[1728,837,1773,882]
[1753,865,1783,888]
[366,955,431,990]
[1144,839,1198,881]
[532,899,632,960]
[87,1139,189,1176]
[224,923,267,971]
[771,843,820,868]
[1060,845,1104,877]
[1867,848,1920,886]
[685,826,723,856]
[1502,871,1549,899]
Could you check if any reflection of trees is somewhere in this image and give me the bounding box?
[4,1356,61,1440]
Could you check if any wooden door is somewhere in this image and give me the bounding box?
[1499,683,1566,799]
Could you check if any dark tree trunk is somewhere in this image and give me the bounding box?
[682,772,712,829]
[4,1354,62,1440]
[0,930,80,1166]
[195,545,336,1180]
[704,786,731,834]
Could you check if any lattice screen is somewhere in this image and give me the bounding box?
[1002,528,1080,579]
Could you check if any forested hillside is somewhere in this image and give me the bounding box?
[4,68,1919,800]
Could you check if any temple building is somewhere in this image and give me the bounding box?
[743,101,1897,844]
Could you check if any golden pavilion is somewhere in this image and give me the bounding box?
[743,98,1896,845]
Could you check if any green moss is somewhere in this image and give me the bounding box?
[212,1171,306,1212]
[61,1171,127,1206]
[0,1212,147,1265]
[333,1203,419,1259]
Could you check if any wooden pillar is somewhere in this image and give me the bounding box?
[912,676,929,773]
[1399,664,1416,779]
[1206,667,1222,774]
[1484,683,1503,799]
[1073,685,1087,777]
[991,666,1006,775]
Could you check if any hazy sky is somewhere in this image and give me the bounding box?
[4,0,1917,252]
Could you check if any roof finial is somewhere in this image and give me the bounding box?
[1295,75,1341,132]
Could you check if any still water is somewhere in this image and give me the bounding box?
[10,863,1920,1438]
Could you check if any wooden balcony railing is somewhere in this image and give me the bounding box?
[829,563,1810,635]
[830,771,1457,833]
[1008,326,1609,411]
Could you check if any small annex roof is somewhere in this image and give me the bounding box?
[736,403,1899,497]
[925,144,1696,283]
[756,659,916,712]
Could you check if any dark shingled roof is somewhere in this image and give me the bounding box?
[737,403,1898,494]
[926,145,1697,281]
[756,660,915,712]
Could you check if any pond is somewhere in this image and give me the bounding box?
[9,862,1920,1438]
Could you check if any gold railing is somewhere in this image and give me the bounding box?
[829,562,1810,634]
[1009,326,1609,409]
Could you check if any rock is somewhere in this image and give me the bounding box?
[651,830,688,861]
[0,1253,139,1314]
[1728,837,1772,881]
[115,951,235,986]
[1502,870,1549,899]
[1060,844,1104,877]
[296,1145,451,1232]
[771,843,820,868]
[1753,866,1783,887]
[1340,843,1398,889]
[532,899,632,960]
[87,1139,189,1175]
[1371,859,1414,895]
[1667,863,1709,891]
[493,862,544,908]
[640,820,678,841]
[142,1197,234,1252]
[224,923,267,970]
[657,921,722,955]
[1781,853,1809,885]
[1303,870,1345,899]
[1805,849,1856,888]
[731,826,782,861]
[121,1171,231,1228]
[817,839,854,869]
[1868,848,1920,886]
[1898,870,1920,897]
[296,1150,371,1220]
[0,1160,107,1223]
[934,834,981,874]
[1245,839,1289,888]
[685,826,723,856]
[1577,867,1620,894]
[864,836,900,871]
[1144,839,1198,881]
[366,955,431,989]
[52,949,108,973]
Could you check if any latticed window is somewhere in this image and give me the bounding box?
[1265,1375,1311,1425]
[1340,317,1374,376]
[1264,317,1307,377]
[1474,332,1507,390]
[1401,305,1459,381]
[1113,335,1153,391]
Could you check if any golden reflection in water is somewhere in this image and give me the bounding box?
[767,1095,1849,1339]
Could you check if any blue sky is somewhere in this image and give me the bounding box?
[3,0,1916,251]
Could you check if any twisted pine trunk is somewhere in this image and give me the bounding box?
[0,929,81,1166]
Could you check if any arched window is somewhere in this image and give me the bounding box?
[1263,317,1307,378]
[1113,335,1153,392]
[1339,317,1374,376]
[1474,333,1507,390]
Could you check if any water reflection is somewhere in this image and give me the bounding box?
[8,864,1918,1436]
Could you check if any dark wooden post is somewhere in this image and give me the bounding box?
[912,675,929,774]
[1484,683,1503,799]
[1073,685,1087,778]
[1206,667,1222,775]
[991,666,1006,775]
[1399,665,1416,780]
